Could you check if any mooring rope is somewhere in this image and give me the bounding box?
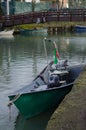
[7,93,21,120]
[8,94,21,107]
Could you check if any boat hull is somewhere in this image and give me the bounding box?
[74,25,86,33]
[9,84,73,119]
[8,61,85,119]
[0,30,14,36]
[20,29,47,36]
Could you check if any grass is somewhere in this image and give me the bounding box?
[13,21,86,30]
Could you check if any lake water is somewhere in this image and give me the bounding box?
[0,33,86,130]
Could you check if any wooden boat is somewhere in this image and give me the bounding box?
[20,28,47,36]
[74,25,86,33]
[8,38,85,119]
[0,30,14,36]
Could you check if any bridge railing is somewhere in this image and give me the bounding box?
[0,9,86,27]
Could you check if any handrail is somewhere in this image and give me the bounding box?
[0,9,86,27]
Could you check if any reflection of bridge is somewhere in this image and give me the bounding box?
[0,9,86,27]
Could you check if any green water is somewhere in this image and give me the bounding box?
[0,33,86,130]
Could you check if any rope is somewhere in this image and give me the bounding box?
[7,94,21,120]
[8,94,21,107]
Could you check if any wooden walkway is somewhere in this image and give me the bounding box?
[0,9,86,27]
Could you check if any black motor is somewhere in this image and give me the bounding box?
[48,74,60,88]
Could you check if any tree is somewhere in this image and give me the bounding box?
[68,0,86,8]
[56,0,60,10]
[0,5,2,15]
[56,0,65,10]
[32,0,36,12]
[60,0,64,9]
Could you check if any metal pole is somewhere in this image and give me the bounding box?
[43,37,48,65]
[7,0,9,15]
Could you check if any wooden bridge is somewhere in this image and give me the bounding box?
[0,9,86,27]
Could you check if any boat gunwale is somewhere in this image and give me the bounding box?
[8,82,74,97]
[8,63,85,97]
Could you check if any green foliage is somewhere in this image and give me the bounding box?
[68,0,86,8]
[0,5,2,15]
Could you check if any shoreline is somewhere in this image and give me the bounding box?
[46,66,86,130]
[5,21,86,34]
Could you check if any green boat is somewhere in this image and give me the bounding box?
[8,38,85,119]
[8,60,85,119]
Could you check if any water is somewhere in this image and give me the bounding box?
[0,33,86,130]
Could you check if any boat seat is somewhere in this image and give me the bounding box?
[34,77,45,88]
[36,85,47,91]
[59,80,66,84]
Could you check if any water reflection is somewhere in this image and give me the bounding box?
[0,33,86,130]
[14,108,56,130]
[0,35,14,40]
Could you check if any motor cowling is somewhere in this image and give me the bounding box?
[48,74,60,88]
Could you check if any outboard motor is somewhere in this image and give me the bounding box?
[48,74,60,88]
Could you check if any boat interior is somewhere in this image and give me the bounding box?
[10,61,84,96]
